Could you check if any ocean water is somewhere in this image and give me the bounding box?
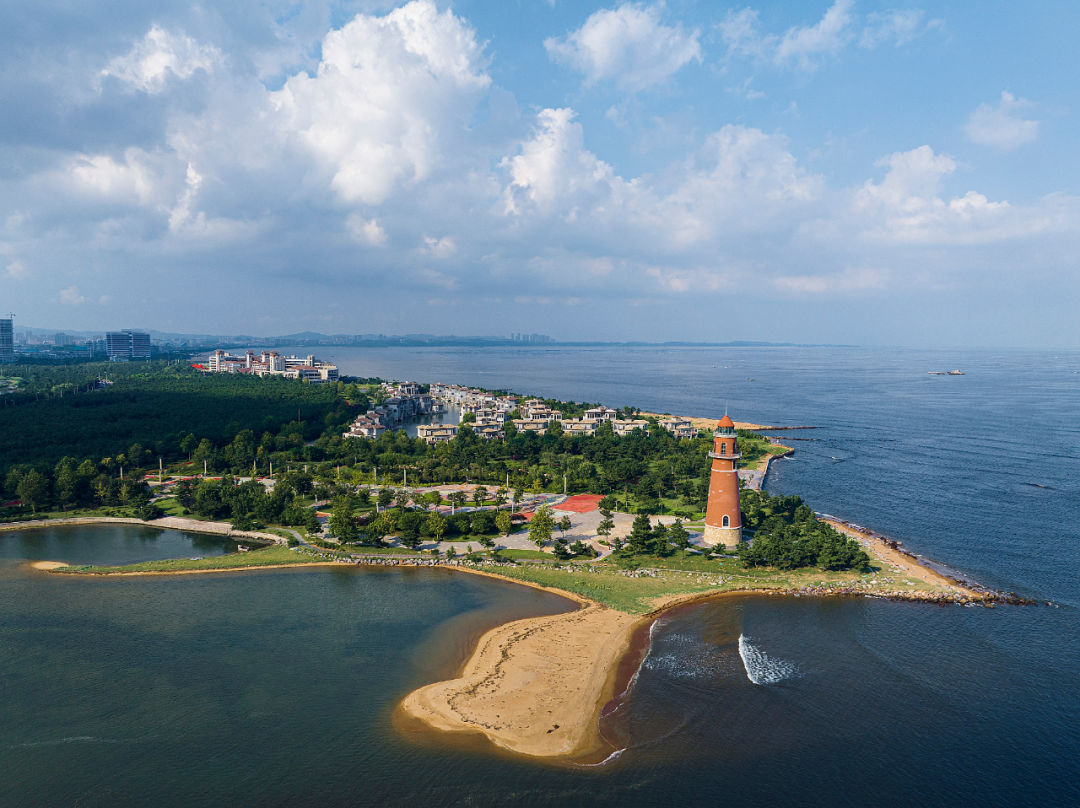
[4,346,1079,805]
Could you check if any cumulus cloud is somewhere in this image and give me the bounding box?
[775,0,854,69]
[422,235,457,259]
[545,3,701,91]
[773,267,888,294]
[347,215,388,247]
[965,92,1039,151]
[721,2,938,69]
[271,0,490,205]
[860,9,939,48]
[59,285,88,305]
[501,108,620,216]
[101,25,221,93]
[855,145,1020,244]
[5,260,27,279]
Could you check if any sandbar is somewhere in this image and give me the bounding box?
[30,560,69,570]
[399,602,640,760]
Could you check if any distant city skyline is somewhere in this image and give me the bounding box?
[1,1,1078,348]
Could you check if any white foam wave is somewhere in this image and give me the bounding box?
[738,634,799,685]
[577,747,627,768]
[10,735,124,749]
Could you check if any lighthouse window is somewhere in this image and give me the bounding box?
[720,444,726,455]
[722,515,730,527]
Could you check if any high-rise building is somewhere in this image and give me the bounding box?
[106,330,151,361]
[0,318,13,362]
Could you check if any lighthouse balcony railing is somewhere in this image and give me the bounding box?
[708,451,742,460]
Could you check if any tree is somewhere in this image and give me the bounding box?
[472,485,488,508]
[667,519,691,550]
[447,490,467,513]
[496,510,513,537]
[16,470,48,513]
[427,511,448,542]
[377,487,394,509]
[625,513,653,555]
[493,487,508,509]
[369,511,396,544]
[596,503,615,538]
[329,496,359,542]
[558,515,572,536]
[598,495,617,513]
[529,506,555,547]
[54,458,79,509]
[175,478,198,509]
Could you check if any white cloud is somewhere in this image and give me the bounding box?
[501,108,621,216]
[422,235,457,259]
[68,149,178,206]
[773,267,888,294]
[860,10,938,48]
[721,2,937,69]
[101,25,221,93]
[545,3,701,91]
[271,0,490,205]
[775,0,854,69]
[347,215,388,247]
[59,285,88,305]
[4,259,27,279]
[965,92,1039,151]
[646,266,737,293]
[854,145,1020,244]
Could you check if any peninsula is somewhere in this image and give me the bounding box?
[3,361,1026,763]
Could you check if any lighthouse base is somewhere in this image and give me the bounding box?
[702,524,742,549]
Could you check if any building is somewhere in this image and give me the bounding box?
[611,419,649,436]
[659,418,698,439]
[703,415,742,548]
[106,330,151,361]
[204,350,338,381]
[584,406,618,422]
[0,318,12,362]
[416,424,458,444]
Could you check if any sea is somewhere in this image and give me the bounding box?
[2,345,1078,806]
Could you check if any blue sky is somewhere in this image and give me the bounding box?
[1,0,1077,346]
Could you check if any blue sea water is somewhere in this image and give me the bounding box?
[3,346,1079,805]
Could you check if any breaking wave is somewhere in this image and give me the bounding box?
[738,634,799,685]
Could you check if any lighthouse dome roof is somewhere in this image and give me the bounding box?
[717,414,735,428]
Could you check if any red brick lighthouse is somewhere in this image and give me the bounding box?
[703,414,742,548]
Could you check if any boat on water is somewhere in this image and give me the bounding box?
[928,370,966,375]
[947,369,965,375]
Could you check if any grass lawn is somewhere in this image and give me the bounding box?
[342,545,420,555]
[52,544,337,574]
[492,548,552,560]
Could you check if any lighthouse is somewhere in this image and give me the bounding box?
[703,414,742,548]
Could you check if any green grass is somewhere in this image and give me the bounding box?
[52,544,336,574]
[341,545,419,555]
[476,563,726,614]
[493,549,552,560]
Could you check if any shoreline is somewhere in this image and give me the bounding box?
[0,515,284,546]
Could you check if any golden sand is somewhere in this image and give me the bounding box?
[30,560,69,570]
[399,602,640,760]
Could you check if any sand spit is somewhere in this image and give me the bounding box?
[400,602,640,760]
[638,412,811,431]
[30,561,69,570]
[823,518,978,595]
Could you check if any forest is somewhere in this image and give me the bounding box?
[1,363,782,525]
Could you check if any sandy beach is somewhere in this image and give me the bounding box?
[824,518,985,597]
[399,602,641,760]
[29,561,69,570]
[639,411,775,430]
